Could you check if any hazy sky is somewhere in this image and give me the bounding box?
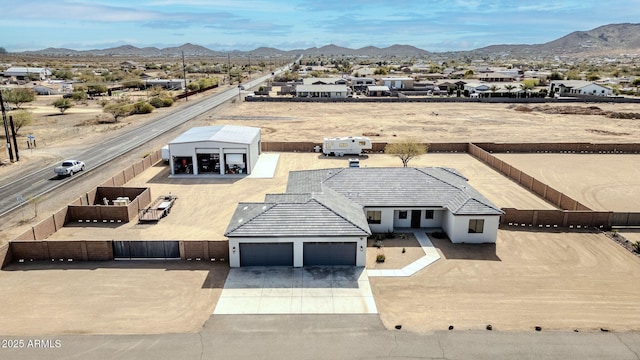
[2,0,640,52]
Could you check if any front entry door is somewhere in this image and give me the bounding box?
[411,210,421,228]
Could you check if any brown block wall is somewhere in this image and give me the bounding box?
[85,241,114,260]
[33,216,56,240]
[9,242,50,261]
[123,166,135,183]
[14,228,36,241]
[133,161,144,176]
[0,243,13,269]
[535,210,565,226]
[181,241,229,261]
[113,171,126,186]
[7,240,114,264]
[47,241,86,260]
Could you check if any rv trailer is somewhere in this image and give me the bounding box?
[322,136,372,156]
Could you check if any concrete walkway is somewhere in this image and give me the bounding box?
[214,266,377,315]
[367,230,441,277]
[247,153,279,178]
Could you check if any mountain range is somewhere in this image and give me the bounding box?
[17,23,640,59]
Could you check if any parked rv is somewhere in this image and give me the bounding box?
[322,136,372,156]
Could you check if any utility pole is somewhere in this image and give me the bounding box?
[182,51,188,101]
[0,90,14,162]
[227,53,231,84]
[9,116,19,162]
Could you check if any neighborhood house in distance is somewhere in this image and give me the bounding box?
[225,167,503,267]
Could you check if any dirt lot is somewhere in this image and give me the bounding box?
[371,229,640,332]
[495,153,640,211]
[45,152,554,241]
[201,101,640,143]
[2,92,640,335]
[0,261,228,335]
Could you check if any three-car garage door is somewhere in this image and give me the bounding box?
[303,242,356,266]
[239,243,293,266]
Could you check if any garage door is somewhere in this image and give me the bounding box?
[303,242,356,266]
[239,243,293,266]
[113,241,180,260]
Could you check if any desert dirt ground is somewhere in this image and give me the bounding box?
[495,153,640,211]
[366,233,425,270]
[0,261,228,336]
[45,152,555,242]
[2,94,640,334]
[371,229,640,333]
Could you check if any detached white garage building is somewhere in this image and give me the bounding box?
[226,167,503,268]
[167,125,261,176]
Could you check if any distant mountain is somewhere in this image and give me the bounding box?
[472,23,640,58]
[15,23,640,59]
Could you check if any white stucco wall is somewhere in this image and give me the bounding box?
[228,236,366,267]
[442,212,500,243]
[365,208,394,233]
[168,140,254,175]
[367,208,444,231]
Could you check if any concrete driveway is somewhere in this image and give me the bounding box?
[214,266,377,315]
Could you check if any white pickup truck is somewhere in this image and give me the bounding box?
[54,160,85,177]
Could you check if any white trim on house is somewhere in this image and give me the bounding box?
[226,167,503,267]
[228,236,366,267]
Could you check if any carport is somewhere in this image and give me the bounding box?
[239,243,293,266]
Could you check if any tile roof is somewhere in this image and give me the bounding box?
[225,192,370,237]
[288,167,502,215]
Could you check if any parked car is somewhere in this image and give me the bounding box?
[54,160,85,177]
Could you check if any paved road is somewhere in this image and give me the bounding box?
[0,71,279,218]
[1,315,639,360]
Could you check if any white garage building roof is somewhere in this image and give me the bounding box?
[168,125,260,145]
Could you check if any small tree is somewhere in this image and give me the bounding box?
[385,139,429,167]
[71,91,87,101]
[103,99,132,122]
[488,85,499,98]
[549,71,563,80]
[52,97,74,114]
[4,88,36,109]
[8,110,32,134]
[504,84,516,97]
[632,78,640,93]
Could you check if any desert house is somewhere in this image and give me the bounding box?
[381,77,414,90]
[3,66,51,80]
[549,80,613,97]
[295,84,349,98]
[166,125,261,176]
[225,167,503,267]
[302,77,348,85]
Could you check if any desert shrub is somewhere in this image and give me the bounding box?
[71,91,87,101]
[633,241,640,253]
[149,97,174,108]
[514,105,532,112]
[187,82,200,91]
[376,254,386,263]
[131,101,154,114]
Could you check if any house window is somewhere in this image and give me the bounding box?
[367,211,381,224]
[398,211,408,219]
[468,219,484,233]
[424,210,434,219]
